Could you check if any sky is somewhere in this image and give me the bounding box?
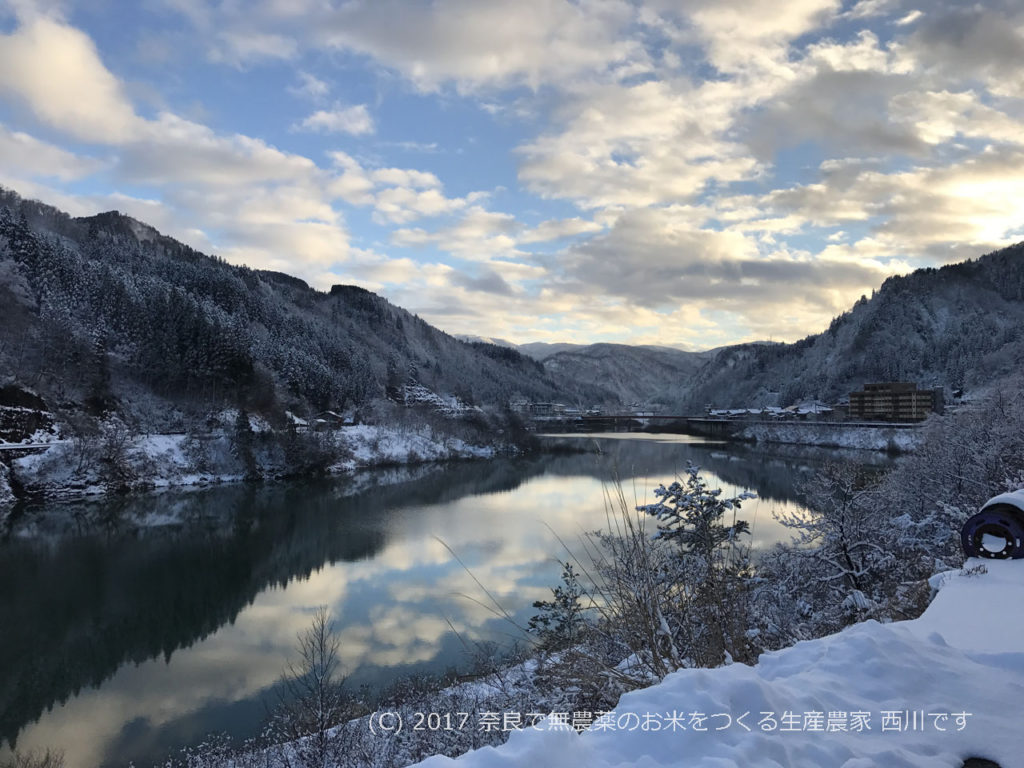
[0,0,1022,349]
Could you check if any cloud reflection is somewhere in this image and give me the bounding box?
[2,436,879,767]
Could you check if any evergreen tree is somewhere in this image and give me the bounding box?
[528,562,586,651]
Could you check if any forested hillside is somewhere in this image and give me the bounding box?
[3,186,1020,428]
[683,243,1024,409]
[0,188,585,430]
[540,343,709,407]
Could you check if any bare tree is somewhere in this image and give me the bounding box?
[0,750,65,768]
[269,607,350,768]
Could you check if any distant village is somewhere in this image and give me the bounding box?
[511,381,945,425]
[276,381,948,432]
[1,381,947,451]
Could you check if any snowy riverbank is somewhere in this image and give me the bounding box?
[739,421,922,451]
[2,422,503,506]
[413,559,1022,768]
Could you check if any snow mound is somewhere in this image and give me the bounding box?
[332,425,495,471]
[415,560,1024,768]
[740,422,921,451]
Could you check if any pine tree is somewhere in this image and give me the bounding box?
[528,562,586,651]
[638,464,757,665]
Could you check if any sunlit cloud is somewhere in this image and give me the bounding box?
[0,0,1022,345]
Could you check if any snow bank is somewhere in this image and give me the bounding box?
[740,422,921,452]
[415,561,1024,768]
[11,424,500,503]
[331,424,495,472]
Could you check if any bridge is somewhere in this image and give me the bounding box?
[530,415,923,438]
[530,414,745,437]
[0,441,65,460]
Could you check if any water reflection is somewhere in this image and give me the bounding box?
[0,435,890,767]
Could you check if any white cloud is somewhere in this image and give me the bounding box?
[646,0,842,73]
[120,113,317,187]
[0,124,105,180]
[326,151,376,206]
[390,209,604,267]
[315,0,646,92]
[802,30,911,74]
[889,90,1024,146]
[371,167,442,189]
[519,217,603,243]
[4,1,1024,349]
[211,30,297,65]
[842,0,900,20]
[295,104,375,135]
[762,146,1024,254]
[557,205,899,341]
[367,168,487,225]
[391,206,520,259]
[0,15,377,278]
[895,9,923,26]
[373,188,462,224]
[0,16,143,143]
[517,78,762,209]
[289,71,330,101]
[322,152,488,227]
[689,0,840,48]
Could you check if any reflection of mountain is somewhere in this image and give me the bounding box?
[0,460,548,749]
[0,437,886,752]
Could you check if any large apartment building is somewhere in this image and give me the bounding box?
[848,382,944,422]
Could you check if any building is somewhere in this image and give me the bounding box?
[848,382,944,422]
[524,402,567,417]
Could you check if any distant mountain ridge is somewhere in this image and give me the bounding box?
[681,243,1024,409]
[2,185,1020,424]
[538,343,710,406]
[452,340,711,407]
[503,245,1024,411]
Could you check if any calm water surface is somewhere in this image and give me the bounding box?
[0,434,892,767]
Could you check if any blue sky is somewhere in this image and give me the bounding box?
[1,0,1022,348]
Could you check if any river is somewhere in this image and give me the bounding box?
[0,434,893,767]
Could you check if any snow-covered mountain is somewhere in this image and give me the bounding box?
[531,243,1024,411]
[0,187,595,428]
[683,243,1024,409]
[528,243,1024,411]
[516,342,591,360]
[453,334,517,349]
[538,343,711,407]
[4,183,1020,423]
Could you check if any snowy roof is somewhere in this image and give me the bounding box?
[413,560,1024,768]
[284,411,308,426]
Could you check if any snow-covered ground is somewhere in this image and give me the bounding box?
[330,424,495,471]
[740,421,921,452]
[4,423,501,505]
[414,560,1023,768]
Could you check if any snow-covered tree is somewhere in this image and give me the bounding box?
[637,464,758,666]
[527,562,587,651]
